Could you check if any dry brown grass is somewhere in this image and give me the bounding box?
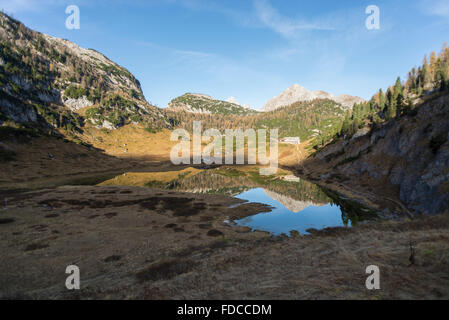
[98,167,202,187]
[1,185,448,300]
[135,215,449,300]
[0,122,311,190]
[81,125,176,162]
[0,135,133,186]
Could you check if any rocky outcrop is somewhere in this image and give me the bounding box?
[63,96,94,111]
[333,94,366,109]
[95,120,117,130]
[262,84,365,112]
[0,98,37,124]
[310,93,449,215]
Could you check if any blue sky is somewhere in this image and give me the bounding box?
[1,0,449,109]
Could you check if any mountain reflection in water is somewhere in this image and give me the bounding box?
[235,188,348,235]
[99,166,377,235]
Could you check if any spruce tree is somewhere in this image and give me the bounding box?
[420,64,427,90]
[393,77,404,117]
[340,112,352,137]
[378,89,385,110]
[437,60,448,90]
[385,88,396,120]
[369,97,376,113]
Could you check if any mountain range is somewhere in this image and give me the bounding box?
[0,11,362,140]
[167,85,363,115]
[262,84,365,112]
[0,10,350,147]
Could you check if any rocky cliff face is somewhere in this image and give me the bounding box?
[0,12,168,132]
[262,84,365,112]
[307,93,449,215]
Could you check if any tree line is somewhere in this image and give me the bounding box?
[339,43,449,139]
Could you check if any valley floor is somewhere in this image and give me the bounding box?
[1,184,448,299]
[1,128,448,300]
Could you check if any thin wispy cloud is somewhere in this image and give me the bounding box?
[253,0,335,39]
[0,0,70,14]
[136,39,284,109]
[422,0,449,19]
[5,0,443,108]
[137,41,215,60]
[173,49,214,59]
[0,0,39,13]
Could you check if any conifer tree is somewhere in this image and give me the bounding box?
[393,77,404,117]
[378,89,385,110]
[385,88,396,120]
[340,112,352,137]
[436,59,448,90]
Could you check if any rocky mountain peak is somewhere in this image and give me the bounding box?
[262,84,364,112]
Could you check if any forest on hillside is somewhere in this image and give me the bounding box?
[338,44,449,140]
[165,99,347,145]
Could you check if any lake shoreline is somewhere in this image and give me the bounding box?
[2,155,449,299]
[1,166,449,299]
[1,183,449,299]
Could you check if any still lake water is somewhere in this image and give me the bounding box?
[234,188,350,236]
[98,167,375,236]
